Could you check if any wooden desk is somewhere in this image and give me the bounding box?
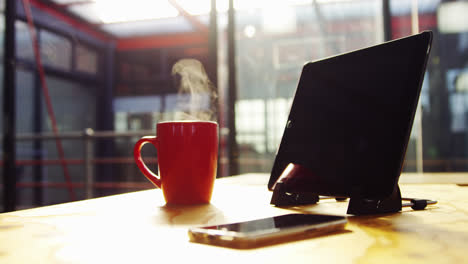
[1,174,467,264]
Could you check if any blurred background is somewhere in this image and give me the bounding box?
[1,0,467,211]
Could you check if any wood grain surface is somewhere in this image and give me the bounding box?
[1,174,467,264]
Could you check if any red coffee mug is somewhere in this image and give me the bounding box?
[134,121,218,204]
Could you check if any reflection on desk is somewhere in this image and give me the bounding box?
[0,174,467,264]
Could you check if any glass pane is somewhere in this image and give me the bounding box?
[420,0,468,173]
[40,77,96,205]
[390,0,438,173]
[41,77,96,132]
[230,0,384,174]
[16,20,34,61]
[39,30,72,71]
[15,69,35,209]
[390,0,468,174]
[76,44,98,74]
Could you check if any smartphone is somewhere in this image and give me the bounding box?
[188,213,347,249]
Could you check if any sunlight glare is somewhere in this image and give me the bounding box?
[92,0,352,23]
[177,0,315,15]
[94,0,179,23]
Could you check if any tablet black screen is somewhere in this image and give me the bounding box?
[268,31,432,199]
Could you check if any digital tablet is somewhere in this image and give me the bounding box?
[268,31,433,200]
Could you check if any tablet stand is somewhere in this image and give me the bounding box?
[270,163,403,215]
[346,183,402,215]
[270,181,319,207]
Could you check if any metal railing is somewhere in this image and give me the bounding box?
[8,129,458,203]
[15,128,154,199]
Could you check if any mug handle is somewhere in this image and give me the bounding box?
[133,136,161,188]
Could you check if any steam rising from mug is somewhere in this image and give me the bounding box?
[172,59,218,121]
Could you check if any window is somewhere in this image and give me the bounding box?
[16,20,34,61]
[40,30,72,71]
[227,0,384,174]
[76,44,98,74]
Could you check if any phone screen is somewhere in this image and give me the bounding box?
[189,213,347,248]
[199,214,346,234]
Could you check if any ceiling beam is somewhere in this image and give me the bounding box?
[117,32,208,50]
[168,0,209,34]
